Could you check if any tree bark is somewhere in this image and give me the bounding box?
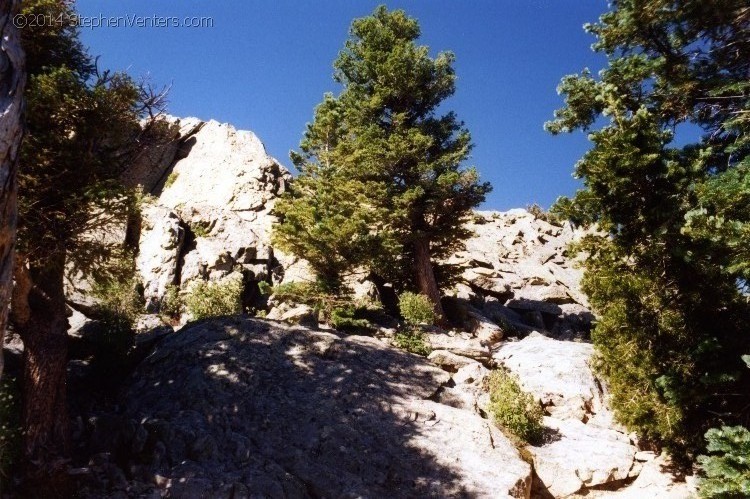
[413,238,446,324]
[0,0,25,381]
[13,254,71,496]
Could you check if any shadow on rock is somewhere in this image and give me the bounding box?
[77,317,531,498]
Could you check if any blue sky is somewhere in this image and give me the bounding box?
[76,0,609,210]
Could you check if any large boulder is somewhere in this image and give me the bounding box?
[87,317,532,498]
[493,333,607,422]
[528,417,637,497]
[490,333,653,497]
[596,454,697,499]
[136,205,185,310]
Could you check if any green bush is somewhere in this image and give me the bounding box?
[257,280,272,297]
[487,369,544,444]
[697,426,750,498]
[160,284,184,318]
[526,203,563,226]
[394,328,431,356]
[164,171,178,188]
[270,282,384,331]
[0,377,21,487]
[189,221,210,238]
[398,292,436,326]
[330,305,372,333]
[185,274,244,320]
[90,275,143,363]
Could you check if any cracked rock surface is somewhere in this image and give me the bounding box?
[78,317,532,498]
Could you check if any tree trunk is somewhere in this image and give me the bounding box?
[0,0,25,381]
[13,254,71,496]
[413,238,446,324]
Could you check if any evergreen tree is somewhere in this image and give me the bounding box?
[12,0,168,490]
[274,6,490,317]
[0,0,25,383]
[547,0,750,461]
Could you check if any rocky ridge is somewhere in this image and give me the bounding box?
[67,118,697,498]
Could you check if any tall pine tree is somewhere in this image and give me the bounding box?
[12,0,169,490]
[0,0,24,383]
[547,0,750,461]
[274,6,490,318]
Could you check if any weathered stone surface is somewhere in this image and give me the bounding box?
[136,205,184,310]
[448,210,593,338]
[493,333,606,422]
[428,349,478,372]
[133,315,174,348]
[131,117,291,308]
[529,417,636,497]
[468,309,504,346]
[123,117,203,192]
[278,304,318,329]
[585,454,697,499]
[92,317,531,498]
[425,330,492,364]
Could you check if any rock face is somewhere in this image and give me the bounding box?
[493,333,606,422]
[529,418,636,497]
[494,333,636,496]
[82,318,532,498]
[448,210,594,339]
[127,117,293,311]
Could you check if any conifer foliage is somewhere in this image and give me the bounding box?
[547,0,750,461]
[274,6,491,317]
[12,0,170,490]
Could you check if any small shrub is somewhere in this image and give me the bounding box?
[185,274,244,320]
[270,281,381,331]
[399,292,436,326]
[697,426,750,498]
[160,284,184,318]
[471,213,487,224]
[0,377,21,486]
[330,305,372,333]
[487,369,544,444]
[394,327,432,356]
[496,315,520,337]
[189,221,210,238]
[526,203,562,226]
[257,280,272,297]
[271,281,321,304]
[164,171,179,188]
[90,275,143,365]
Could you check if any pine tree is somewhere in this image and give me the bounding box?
[698,425,750,497]
[12,0,169,490]
[0,0,25,383]
[274,6,491,318]
[547,0,750,461]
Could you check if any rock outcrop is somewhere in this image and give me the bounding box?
[429,330,695,498]
[79,318,532,498]
[493,333,607,422]
[126,118,594,342]
[127,117,293,311]
[448,210,594,339]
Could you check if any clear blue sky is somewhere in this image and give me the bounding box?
[76,0,608,210]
